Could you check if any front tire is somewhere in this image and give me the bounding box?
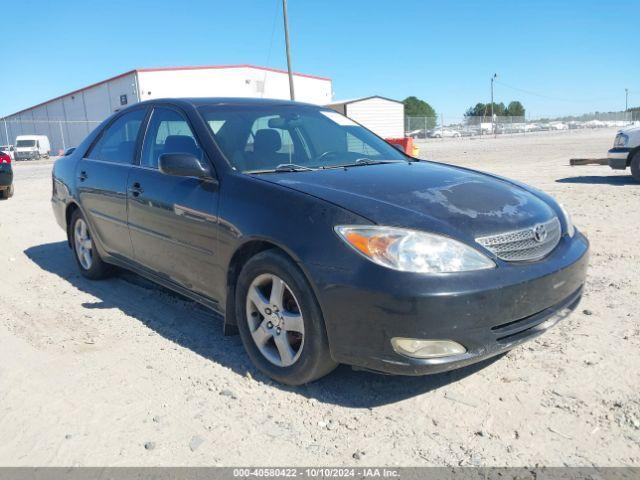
[235,250,337,385]
[70,210,112,279]
[631,151,640,182]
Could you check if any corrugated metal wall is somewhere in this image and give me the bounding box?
[1,72,139,153]
[345,98,404,138]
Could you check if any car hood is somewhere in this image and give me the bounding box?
[619,125,640,135]
[257,161,557,240]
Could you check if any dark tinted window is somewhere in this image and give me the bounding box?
[199,105,405,172]
[141,107,203,168]
[87,109,146,164]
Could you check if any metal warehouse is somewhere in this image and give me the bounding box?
[1,65,333,153]
[327,96,405,138]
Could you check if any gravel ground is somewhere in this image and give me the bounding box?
[0,128,638,466]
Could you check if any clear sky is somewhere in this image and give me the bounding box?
[2,0,639,120]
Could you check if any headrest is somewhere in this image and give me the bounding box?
[253,129,281,154]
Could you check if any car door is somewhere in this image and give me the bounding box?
[127,106,221,302]
[77,107,148,259]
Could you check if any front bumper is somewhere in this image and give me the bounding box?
[607,147,630,170]
[310,232,589,375]
[15,151,39,160]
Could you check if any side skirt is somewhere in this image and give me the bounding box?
[104,254,226,323]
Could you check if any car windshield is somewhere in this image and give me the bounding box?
[17,140,36,147]
[198,104,407,173]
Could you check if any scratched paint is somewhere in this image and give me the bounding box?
[412,179,531,219]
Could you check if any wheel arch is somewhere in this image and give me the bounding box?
[64,201,81,248]
[223,237,322,335]
[628,146,640,167]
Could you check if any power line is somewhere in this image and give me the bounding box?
[260,0,280,98]
[494,80,619,103]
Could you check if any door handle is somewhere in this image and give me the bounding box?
[129,182,143,197]
[78,170,88,182]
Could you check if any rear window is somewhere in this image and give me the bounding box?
[17,140,36,147]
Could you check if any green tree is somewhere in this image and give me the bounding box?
[403,96,437,129]
[465,103,488,119]
[465,101,524,123]
[506,101,525,117]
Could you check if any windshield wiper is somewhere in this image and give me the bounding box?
[247,163,316,174]
[322,158,406,169]
[274,163,315,172]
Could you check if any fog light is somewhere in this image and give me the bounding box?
[391,338,466,359]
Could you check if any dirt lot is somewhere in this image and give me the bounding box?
[0,128,638,466]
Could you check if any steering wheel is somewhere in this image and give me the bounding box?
[315,150,340,163]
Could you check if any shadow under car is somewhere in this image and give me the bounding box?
[24,241,502,407]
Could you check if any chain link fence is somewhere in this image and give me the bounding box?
[405,112,637,140]
[1,119,102,155]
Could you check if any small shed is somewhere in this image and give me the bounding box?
[326,96,405,138]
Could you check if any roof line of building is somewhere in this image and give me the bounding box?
[137,64,331,81]
[4,64,331,118]
[327,95,403,106]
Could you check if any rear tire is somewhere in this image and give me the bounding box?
[7,184,13,198]
[70,209,112,280]
[631,151,640,182]
[0,188,7,200]
[235,249,337,385]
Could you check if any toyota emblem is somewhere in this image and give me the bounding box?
[533,224,548,243]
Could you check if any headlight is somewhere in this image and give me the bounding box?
[334,225,495,273]
[558,204,575,237]
[614,133,629,147]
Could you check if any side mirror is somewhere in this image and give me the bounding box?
[158,153,214,180]
[64,148,76,156]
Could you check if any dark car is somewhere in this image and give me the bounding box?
[0,151,13,199]
[51,98,589,385]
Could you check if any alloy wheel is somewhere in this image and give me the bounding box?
[245,273,305,367]
[74,218,93,270]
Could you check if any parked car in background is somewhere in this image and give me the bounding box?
[406,129,428,139]
[52,98,588,385]
[15,135,50,160]
[608,126,640,181]
[0,151,13,199]
[1,144,15,160]
[429,128,461,138]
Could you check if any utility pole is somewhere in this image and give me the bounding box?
[2,118,8,147]
[490,73,497,136]
[282,0,295,101]
[625,88,629,111]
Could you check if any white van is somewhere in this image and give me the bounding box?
[15,135,51,160]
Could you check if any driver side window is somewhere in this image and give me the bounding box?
[141,107,203,169]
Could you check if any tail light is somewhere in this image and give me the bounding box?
[0,154,10,164]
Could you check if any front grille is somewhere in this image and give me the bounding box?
[476,217,561,262]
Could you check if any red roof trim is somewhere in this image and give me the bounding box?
[4,64,331,118]
[136,64,331,81]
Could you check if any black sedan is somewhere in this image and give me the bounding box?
[51,98,589,385]
[0,151,13,199]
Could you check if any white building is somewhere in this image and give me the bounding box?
[1,64,333,153]
[327,96,405,138]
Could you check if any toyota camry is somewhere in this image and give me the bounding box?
[51,98,589,385]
